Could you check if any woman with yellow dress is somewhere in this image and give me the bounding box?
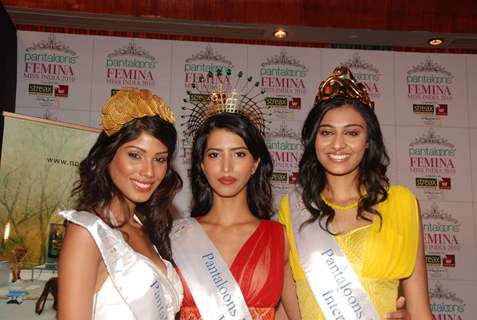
[278,67,432,319]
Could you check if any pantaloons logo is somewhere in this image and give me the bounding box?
[341,53,381,98]
[105,40,157,87]
[429,281,465,319]
[407,56,453,101]
[260,50,307,96]
[23,34,78,83]
[184,45,233,90]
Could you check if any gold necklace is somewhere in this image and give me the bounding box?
[320,193,359,211]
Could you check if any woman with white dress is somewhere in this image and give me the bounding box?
[58,88,183,320]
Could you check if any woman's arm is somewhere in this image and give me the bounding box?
[400,219,433,319]
[58,222,101,320]
[279,234,301,320]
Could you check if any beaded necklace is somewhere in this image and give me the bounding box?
[320,193,359,211]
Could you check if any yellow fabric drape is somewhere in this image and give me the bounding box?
[278,185,420,319]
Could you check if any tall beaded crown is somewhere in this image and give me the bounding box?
[100,87,175,136]
[182,68,270,138]
[315,66,375,110]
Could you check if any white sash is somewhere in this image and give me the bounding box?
[60,210,170,320]
[288,191,379,320]
[171,217,252,320]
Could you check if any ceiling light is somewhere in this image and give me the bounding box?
[428,38,444,46]
[273,29,288,39]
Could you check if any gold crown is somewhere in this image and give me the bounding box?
[182,69,270,138]
[315,66,374,110]
[100,88,175,136]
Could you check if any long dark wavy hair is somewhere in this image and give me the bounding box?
[299,97,389,233]
[190,113,273,219]
[72,116,182,260]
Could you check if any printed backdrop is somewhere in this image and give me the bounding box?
[0,113,99,264]
[6,30,477,318]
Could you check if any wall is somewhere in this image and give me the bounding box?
[9,30,477,318]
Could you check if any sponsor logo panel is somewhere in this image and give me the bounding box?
[421,203,472,281]
[104,39,158,88]
[22,34,78,109]
[406,56,454,125]
[408,129,456,199]
[259,50,308,119]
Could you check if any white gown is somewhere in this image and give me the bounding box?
[92,255,182,319]
[60,210,183,320]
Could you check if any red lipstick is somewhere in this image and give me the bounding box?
[218,176,237,185]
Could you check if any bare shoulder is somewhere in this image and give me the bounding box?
[61,222,100,261]
[64,222,95,244]
[58,222,102,319]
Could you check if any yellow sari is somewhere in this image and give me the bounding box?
[278,185,420,319]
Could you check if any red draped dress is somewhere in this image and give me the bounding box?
[178,220,285,320]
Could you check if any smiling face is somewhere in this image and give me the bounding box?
[315,105,368,178]
[108,131,169,211]
[201,128,260,199]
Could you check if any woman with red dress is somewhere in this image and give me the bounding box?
[171,70,301,320]
[171,113,299,319]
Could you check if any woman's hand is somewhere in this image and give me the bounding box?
[384,296,409,319]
